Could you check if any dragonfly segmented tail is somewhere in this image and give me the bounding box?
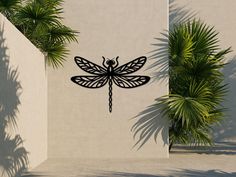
[108,79,113,113]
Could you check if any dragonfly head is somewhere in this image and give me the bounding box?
[106,59,115,66]
[102,56,119,68]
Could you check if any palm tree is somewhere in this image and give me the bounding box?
[165,20,231,150]
[132,20,231,151]
[0,0,78,68]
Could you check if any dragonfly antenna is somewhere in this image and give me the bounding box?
[102,56,106,67]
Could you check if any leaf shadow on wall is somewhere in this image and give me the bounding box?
[148,0,197,83]
[0,24,28,177]
[169,0,197,31]
[131,0,197,149]
[131,103,168,150]
[213,57,236,142]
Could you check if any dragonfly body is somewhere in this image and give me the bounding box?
[71,56,150,113]
[102,57,119,112]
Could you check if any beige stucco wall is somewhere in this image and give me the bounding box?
[48,0,169,159]
[0,14,47,168]
[171,0,236,142]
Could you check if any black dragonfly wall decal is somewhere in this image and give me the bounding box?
[71,56,150,113]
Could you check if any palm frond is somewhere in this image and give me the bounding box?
[46,25,78,43]
[189,20,220,54]
[169,24,194,66]
[34,0,64,9]
[43,42,69,68]
[15,1,61,33]
[0,0,21,19]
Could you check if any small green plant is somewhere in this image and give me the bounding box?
[163,20,231,150]
[0,0,78,68]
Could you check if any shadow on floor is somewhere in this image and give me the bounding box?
[21,170,236,177]
[86,172,162,177]
[84,170,236,177]
[21,171,162,177]
[21,167,236,177]
[21,172,50,177]
[171,142,236,155]
[169,169,236,177]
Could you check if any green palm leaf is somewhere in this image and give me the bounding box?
[15,1,61,34]
[42,42,68,68]
[46,25,78,43]
[0,0,21,19]
[189,20,219,54]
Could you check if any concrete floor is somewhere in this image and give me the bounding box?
[23,142,236,177]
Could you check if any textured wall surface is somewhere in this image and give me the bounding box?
[0,14,47,168]
[171,0,236,142]
[48,0,169,159]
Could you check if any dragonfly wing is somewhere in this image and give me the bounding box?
[75,56,107,75]
[113,75,150,88]
[71,75,108,88]
[114,56,147,75]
